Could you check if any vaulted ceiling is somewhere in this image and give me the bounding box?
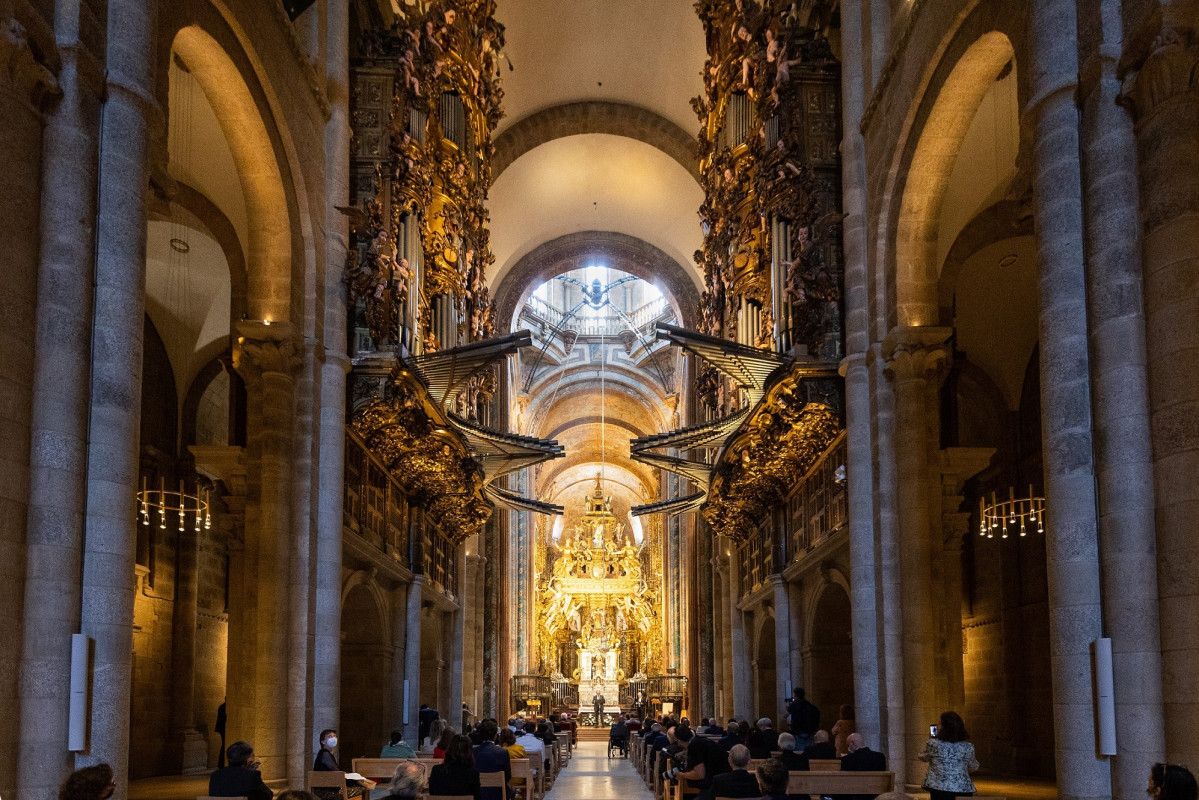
[488,0,708,515]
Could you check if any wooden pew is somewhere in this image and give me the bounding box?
[670,775,702,800]
[809,758,842,771]
[785,769,894,797]
[351,757,428,783]
[306,771,348,799]
[510,757,535,800]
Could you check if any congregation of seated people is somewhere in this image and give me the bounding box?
[625,689,901,800]
[48,702,1199,800]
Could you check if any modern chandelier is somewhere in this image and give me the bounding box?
[137,476,211,532]
[979,485,1044,539]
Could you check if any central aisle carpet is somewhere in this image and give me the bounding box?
[545,740,656,800]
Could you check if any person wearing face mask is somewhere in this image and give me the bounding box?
[313,729,365,798]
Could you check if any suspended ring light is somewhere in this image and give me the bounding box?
[137,476,211,532]
[979,485,1044,539]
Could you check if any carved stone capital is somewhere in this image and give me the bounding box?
[234,321,303,379]
[882,326,951,385]
[1119,28,1199,121]
[0,16,59,111]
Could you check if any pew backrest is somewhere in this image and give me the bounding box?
[785,769,894,796]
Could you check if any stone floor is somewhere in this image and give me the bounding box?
[545,740,655,800]
[126,741,1059,800]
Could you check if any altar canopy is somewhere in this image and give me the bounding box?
[536,475,661,684]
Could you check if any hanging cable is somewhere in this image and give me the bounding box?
[600,326,605,487]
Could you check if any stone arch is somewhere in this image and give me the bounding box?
[171,25,292,324]
[341,569,392,638]
[753,608,778,722]
[493,102,700,181]
[892,31,1017,327]
[524,369,675,435]
[805,579,853,727]
[937,199,1033,320]
[340,576,390,763]
[180,349,247,448]
[494,232,702,333]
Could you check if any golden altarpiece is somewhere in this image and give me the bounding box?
[532,476,664,720]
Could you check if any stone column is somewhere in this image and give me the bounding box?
[391,582,410,735]
[839,0,883,752]
[233,322,300,783]
[868,0,890,89]
[841,354,881,748]
[786,578,802,696]
[937,448,993,713]
[316,0,351,751]
[17,5,94,797]
[711,554,729,720]
[770,575,792,726]
[1026,3,1110,797]
[696,525,714,720]
[313,350,348,749]
[728,548,752,719]
[1118,27,1199,771]
[867,346,904,776]
[483,520,500,719]
[882,326,949,784]
[169,521,207,772]
[448,545,466,730]
[287,340,315,788]
[0,14,57,677]
[403,576,425,744]
[0,12,57,796]
[1076,3,1166,795]
[75,1,157,793]
[462,551,484,717]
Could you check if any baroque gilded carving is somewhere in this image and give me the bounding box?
[0,16,59,110]
[691,0,843,411]
[703,389,840,541]
[347,0,506,351]
[351,385,491,542]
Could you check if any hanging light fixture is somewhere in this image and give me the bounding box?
[137,476,211,532]
[979,485,1044,539]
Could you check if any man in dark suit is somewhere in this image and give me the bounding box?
[802,729,837,760]
[208,741,273,800]
[592,691,606,725]
[756,717,780,752]
[708,745,762,799]
[840,733,886,771]
[472,719,511,800]
[838,733,888,800]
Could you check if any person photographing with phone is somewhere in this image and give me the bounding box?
[918,711,979,800]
